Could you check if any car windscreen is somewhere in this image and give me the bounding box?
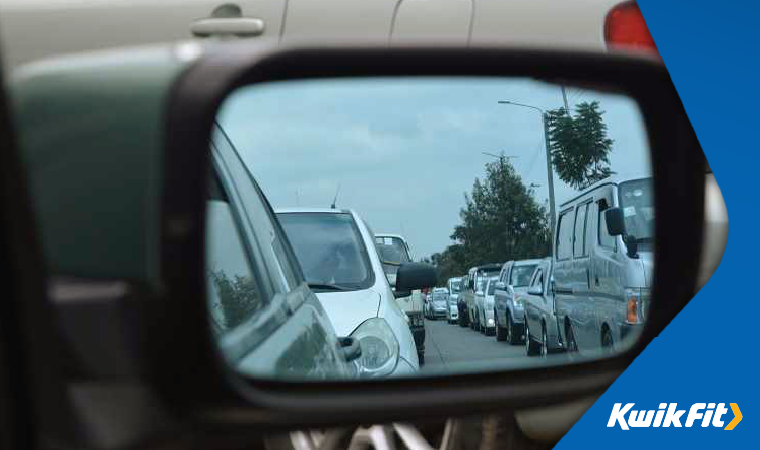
[486,278,499,295]
[375,237,411,278]
[618,178,655,243]
[449,280,461,293]
[277,212,373,290]
[432,291,447,302]
[510,265,537,287]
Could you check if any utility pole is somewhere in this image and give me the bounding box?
[541,113,557,238]
[561,86,570,113]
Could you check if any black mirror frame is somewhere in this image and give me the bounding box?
[158,43,706,432]
[605,207,627,236]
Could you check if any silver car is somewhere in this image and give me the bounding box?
[446,277,462,324]
[474,276,499,335]
[494,259,543,344]
[554,176,654,354]
[275,208,419,377]
[522,259,564,357]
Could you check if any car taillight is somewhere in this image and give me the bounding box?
[604,1,658,55]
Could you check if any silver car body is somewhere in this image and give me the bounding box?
[494,258,543,340]
[553,176,654,354]
[475,276,499,333]
[275,208,419,375]
[522,258,564,354]
[446,277,461,322]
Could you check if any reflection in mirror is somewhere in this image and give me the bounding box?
[207,76,654,381]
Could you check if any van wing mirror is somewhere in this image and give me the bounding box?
[396,262,437,292]
[605,207,627,236]
[527,284,544,296]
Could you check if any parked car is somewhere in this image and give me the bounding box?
[494,259,543,344]
[473,276,499,335]
[446,277,462,324]
[462,264,502,330]
[522,258,564,357]
[554,176,654,355]
[375,233,425,364]
[275,208,420,376]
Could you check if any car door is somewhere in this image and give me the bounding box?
[553,206,575,341]
[524,267,544,336]
[590,189,625,344]
[209,125,352,379]
[494,263,509,326]
[0,0,286,69]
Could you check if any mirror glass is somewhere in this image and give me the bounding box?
[206,76,654,381]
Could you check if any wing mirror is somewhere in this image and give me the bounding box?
[527,284,544,296]
[495,281,506,291]
[396,262,438,292]
[606,207,639,258]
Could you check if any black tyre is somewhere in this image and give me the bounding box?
[506,312,520,345]
[495,309,507,341]
[525,319,540,356]
[540,323,549,358]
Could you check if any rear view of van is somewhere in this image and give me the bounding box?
[554,177,653,355]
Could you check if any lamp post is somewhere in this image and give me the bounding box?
[497,100,557,239]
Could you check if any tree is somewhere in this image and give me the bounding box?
[447,158,551,269]
[546,101,615,190]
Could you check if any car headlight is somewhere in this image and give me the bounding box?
[351,318,400,378]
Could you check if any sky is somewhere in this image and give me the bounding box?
[217,77,651,259]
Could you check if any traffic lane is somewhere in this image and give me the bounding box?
[420,318,572,374]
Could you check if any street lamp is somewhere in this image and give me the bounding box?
[497,100,557,240]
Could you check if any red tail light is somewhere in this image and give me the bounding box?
[605,1,658,54]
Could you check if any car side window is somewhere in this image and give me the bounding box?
[206,176,266,335]
[557,209,574,260]
[212,126,300,294]
[532,269,544,288]
[598,200,616,249]
[573,202,589,258]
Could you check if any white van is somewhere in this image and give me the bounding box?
[375,234,426,364]
[554,176,653,355]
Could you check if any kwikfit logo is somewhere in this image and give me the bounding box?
[608,403,742,430]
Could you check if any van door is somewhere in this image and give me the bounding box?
[570,200,595,349]
[590,189,625,346]
[553,207,575,342]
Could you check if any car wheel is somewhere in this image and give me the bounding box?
[601,327,614,354]
[540,323,549,358]
[525,318,540,356]
[506,312,520,345]
[495,310,507,341]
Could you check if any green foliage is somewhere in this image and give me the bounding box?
[546,101,615,190]
[428,158,551,285]
[208,270,262,329]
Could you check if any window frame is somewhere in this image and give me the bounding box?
[556,207,575,261]
[597,198,618,251]
[573,200,592,259]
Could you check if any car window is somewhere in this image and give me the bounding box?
[531,269,544,288]
[573,202,589,258]
[212,127,300,293]
[557,210,574,260]
[510,264,536,287]
[206,197,265,334]
[277,212,374,290]
[618,177,655,241]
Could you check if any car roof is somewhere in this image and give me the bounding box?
[275,207,353,214]
[513,259,544,266]
[375,233,406,241]
[559,174,653,208]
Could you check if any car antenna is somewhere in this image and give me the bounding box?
[330,183,341,209]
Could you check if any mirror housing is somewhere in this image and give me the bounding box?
[396,262,437,292]
[605,207,626,236]
[527,284,544,296]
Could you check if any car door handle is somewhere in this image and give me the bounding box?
[338,336,362,363]
[190,17,265,37]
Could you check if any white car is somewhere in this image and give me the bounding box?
[473,276,499,335]
[274,207,419,377]
[446,277,462,324]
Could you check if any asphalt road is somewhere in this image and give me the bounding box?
[420,318,570,374]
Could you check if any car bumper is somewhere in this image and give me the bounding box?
[512,305,526,323]
[393,356,418,375]
[432,308,447,318]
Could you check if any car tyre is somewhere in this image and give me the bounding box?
[495,310,507,341]
[506,312,520,345]
[540,323,549,358]
[525,318,540,356]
